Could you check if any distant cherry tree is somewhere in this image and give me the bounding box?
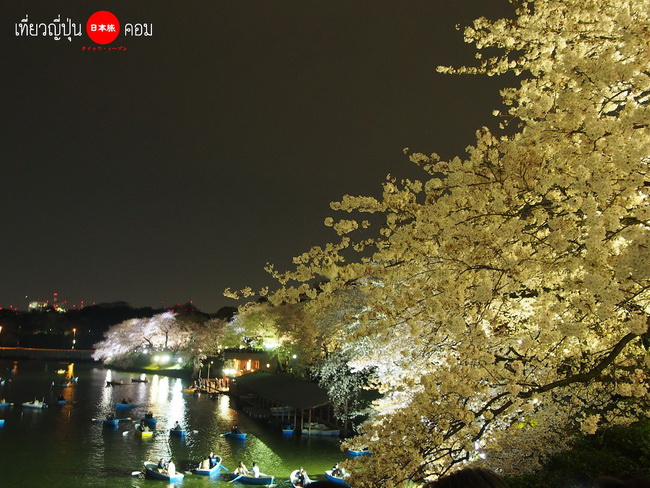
[229,0,650,486]
[93,312,225,370]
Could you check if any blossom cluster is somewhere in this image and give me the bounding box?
[234,0,650,485]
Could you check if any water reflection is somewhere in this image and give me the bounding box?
[217,393,233,420]
[0,361,345,487]
[100,370,114,414]
[167,378,186,429]
[245,437,285,475]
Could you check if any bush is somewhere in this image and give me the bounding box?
[507,419,650,488]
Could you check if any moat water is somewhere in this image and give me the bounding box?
[0,359,346,487]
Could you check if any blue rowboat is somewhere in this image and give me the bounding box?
[0,419,5,426]
[0,402,14,408]
[193,455,222,476]
[229,473,274,485]
[224,431,247,439]
[347,447,372,456]
[103,418,119,427]
[143,462,184,482]
[325,470,351,486]
[115,402,135,410]
[57,400,67,405]
[140,416,157,428]
[170,428,186,437]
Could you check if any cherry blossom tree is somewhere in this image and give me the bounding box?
[230,0,649,485]
[93,312,225,370]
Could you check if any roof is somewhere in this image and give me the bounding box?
[233,371,331,411]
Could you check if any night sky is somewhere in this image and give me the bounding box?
[1,1,514,312]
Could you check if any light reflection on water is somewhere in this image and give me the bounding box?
[0,360,345,487]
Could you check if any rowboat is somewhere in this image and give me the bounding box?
[270,406,294,415]
[131,377,148,383]
[224,431,247,440]
[140,416,157,428]
[290,469,312,487]
[193,455,222,476]
[115,402,135,410]
[325,470,350,486]
[301,423,340,436]
[57,400,67,405]
[92,416,129,427]
[170,428,186,437]
[135,425,153,438]
[0,402,14,408]
[229,473,274,485]
[143,462,184,482]
[0,419,5,426]
[347,447,372,456]
[22,399,48,409]
[105,380,124,386]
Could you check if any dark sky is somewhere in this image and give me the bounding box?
[1,1,514,312]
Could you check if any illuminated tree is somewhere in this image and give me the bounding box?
[93,312,225,369]
[230,0,650,485]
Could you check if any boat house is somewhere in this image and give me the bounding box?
[231,371,341,435]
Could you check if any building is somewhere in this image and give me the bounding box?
[222,348,278,377]
[230,371,342,435]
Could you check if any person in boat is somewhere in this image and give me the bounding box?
[208,452,217,468]
[106,413,115,420]
[167,460,176,477]
[234,461,248,475]
[331,464,343,477]
[231,424,243,434]
[145,411,154,419]
[157,458,167,470]
[252,461,260,478]
[173,421,182,431]
[57,394,64,401]
[295,467,308,487]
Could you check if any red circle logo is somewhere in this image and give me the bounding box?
[86,11,120,44]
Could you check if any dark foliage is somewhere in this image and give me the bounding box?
[507,419,650,488]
